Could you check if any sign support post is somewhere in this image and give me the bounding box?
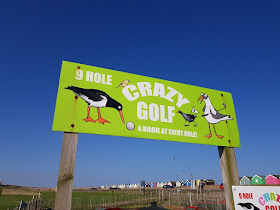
[54,132,79,210]
[218,146,239,210]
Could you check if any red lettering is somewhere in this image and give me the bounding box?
[242,193,254,199]
[267,206,280,210]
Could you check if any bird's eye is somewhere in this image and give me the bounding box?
[118,106,122,110]
[201,93,203,96]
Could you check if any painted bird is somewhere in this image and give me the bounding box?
[177,109,198,126]
[238,203,260,210]
[198,93,232,139]
[65,86,125,124]
[117,79,130,88]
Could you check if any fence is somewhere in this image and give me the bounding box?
[12,188,226,210]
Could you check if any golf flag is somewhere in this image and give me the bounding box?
[191,107,199,114]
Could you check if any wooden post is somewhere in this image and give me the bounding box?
[218,146,239,210]
[54,132,79,210]
[169,192,170,205]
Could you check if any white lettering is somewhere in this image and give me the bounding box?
[165,86,177,102]
[94,72,101,83]
[107,75,112,85]
[101,74,107,84]
[86,71,94,82]
[160,105,168,123]
[153,82,165,98]
[176,92,190,108]
[137,102,148,120]
[75,69,83,80]
[149,103,159,121]
[168,106,176,123]
[137,82,153,97]
[122,85,140,101]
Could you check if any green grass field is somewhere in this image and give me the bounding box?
[0,190,54,210]
[0,189,154,210]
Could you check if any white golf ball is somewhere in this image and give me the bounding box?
[126,122,135,130]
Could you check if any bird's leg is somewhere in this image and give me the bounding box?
[83,106,96,123]
[96,108,110,124]
[213,124,224,139]
[204,123,212,138]
[184,121,190,126]
[193,121,198,127]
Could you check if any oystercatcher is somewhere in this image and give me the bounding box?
[65,86,125,124]
[238,203,260,210]
[198,93,232,139]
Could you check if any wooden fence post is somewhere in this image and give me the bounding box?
[54,132,79,210]
[218,146,239,210]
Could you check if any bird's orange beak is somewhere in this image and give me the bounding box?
[119,110,125,124]
[198,96,204,104]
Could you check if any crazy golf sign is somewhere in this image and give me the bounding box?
[53,61,240,147]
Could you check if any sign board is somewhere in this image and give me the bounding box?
[232,186,280,210]
[53,61,240,147]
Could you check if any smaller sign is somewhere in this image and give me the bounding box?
[232,186,280,210]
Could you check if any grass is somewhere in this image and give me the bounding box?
[0,195,36,210]
[0,190,153,209]
[0,188,226,210]
[0,191,55,210]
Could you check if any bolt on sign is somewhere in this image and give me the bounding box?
[232,186,280,210]
[53,61,240,147]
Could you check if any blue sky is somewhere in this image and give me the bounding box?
[1,0,279,187]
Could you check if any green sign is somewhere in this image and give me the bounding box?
[53,61,240,147]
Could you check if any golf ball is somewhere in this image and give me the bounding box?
[126,122,135,130]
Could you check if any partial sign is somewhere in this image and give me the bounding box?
[53,61,240,147]
[232,186,280,210]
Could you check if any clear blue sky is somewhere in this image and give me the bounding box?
[1,0,279,187]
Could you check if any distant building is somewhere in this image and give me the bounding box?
[252,175,266,185]
[119,184,125,188]
[265,174,280,185]
[203,179,216,185]
[180,181,185,186]
[240,176,252,185]
[185,180,191,186]
[158,182,164,187]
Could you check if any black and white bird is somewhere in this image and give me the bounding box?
[238,202,260,210]
[177,107,198,126]
[198,93,232,139]
[65,86,125,124]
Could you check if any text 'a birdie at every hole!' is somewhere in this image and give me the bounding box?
[53,61,240,147]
